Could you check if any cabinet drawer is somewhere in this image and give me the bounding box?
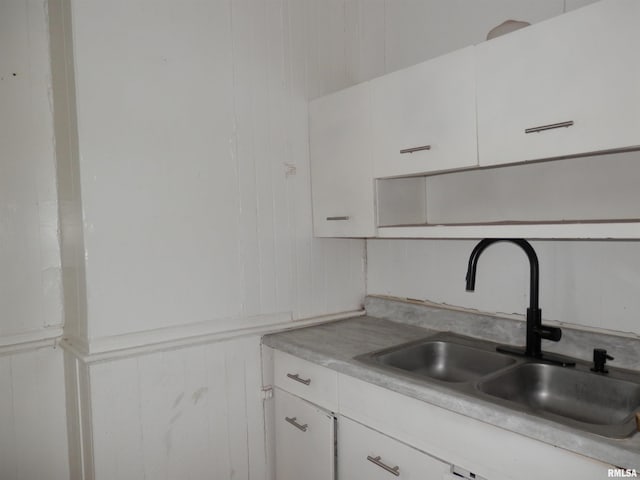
[338,416,450,480]
[273,350,338,411]
[275,388,336,480]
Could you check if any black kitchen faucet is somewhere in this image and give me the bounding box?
[465,238,575,366]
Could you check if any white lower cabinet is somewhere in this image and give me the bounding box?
[338,416,451,480]
[274,387,336,480]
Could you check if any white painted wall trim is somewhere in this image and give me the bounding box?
[61,309,365,364]
[0,326,63,355]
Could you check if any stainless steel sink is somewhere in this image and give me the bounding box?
[477,363,640,438]
[364,338,516,383]
[355,332,640,438]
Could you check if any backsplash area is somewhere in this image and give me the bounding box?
[367,239,640,336]
[365,295,640,371]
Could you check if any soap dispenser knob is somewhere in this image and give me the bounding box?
[591,348,613,373]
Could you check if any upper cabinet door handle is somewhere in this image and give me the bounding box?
[525,120,574,134]
[286,373,311,385]
[400,144,431,154]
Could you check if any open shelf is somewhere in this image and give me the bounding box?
[375,151,640,239]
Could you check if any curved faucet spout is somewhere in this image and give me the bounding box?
[465,238,539,310]
[465,238,569,364]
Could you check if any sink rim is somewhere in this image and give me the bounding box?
[354,331,640,439]
[355,332,517,384]
[475,361,640,437]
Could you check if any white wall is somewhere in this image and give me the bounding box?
[368,239,640,335]
[86,335,266,480]
[53,1,367,478]
[1,0,62,342]
[0,1,70,478]
[0,346,70,480]
[65,0,364,347]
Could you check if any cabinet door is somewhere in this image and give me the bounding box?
[310,82,375,237]
[371,46,477,178]
[338,416,450,480]
[274,388,335,480]
[477,0,640,167]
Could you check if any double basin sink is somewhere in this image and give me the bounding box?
[355,332,640,438]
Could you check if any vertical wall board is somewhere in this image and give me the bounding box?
[178,347,217,479]
[0,356,18,480]
[357,0,387,83]
[252,0,279,317]
[91,357,145,480]
[304,0,321,100]
[310,238,329,316]
[286,0,315,320]
[0,348,70,480]
[0,0,63,338]
[266,0,296,315]
[64,350,86,480]
[222,340,251,480]
[137,350,185,480]
[87,336,269,479]
[204,343,233,478]
[315,0,349,96]
[71,0,243,339]
[232,0,266,319]
[344,0,386,85]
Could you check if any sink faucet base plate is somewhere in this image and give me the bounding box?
[496,345,576,367]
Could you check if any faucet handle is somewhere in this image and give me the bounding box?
[537,324,562,342]
[591,348,613,373]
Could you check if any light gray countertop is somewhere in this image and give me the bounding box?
[262,296,640,469]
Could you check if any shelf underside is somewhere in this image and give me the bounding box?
[376,219,640,239]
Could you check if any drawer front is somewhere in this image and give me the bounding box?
[273,350,338,411]
[338,416,450,480]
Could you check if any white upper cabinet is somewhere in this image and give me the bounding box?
[476,0,640,167]
[310,82,376,237]
[371,46,478,178]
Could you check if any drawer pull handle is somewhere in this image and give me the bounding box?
[326,216,350,221]
[285,416,308,432]
[400,145,431,154]
[367,455,400,476]
[286,373,311,385]
[525,120,574,134]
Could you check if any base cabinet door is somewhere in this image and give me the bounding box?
[338,416,450,480]
[274,388,335,480]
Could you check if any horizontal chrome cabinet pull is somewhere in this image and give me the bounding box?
[525,120,574,134]
[285,416,308,432]
[286,373,311,385]
[400,144,431,154]
[326,216,350,221]
[367,455,400,476]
